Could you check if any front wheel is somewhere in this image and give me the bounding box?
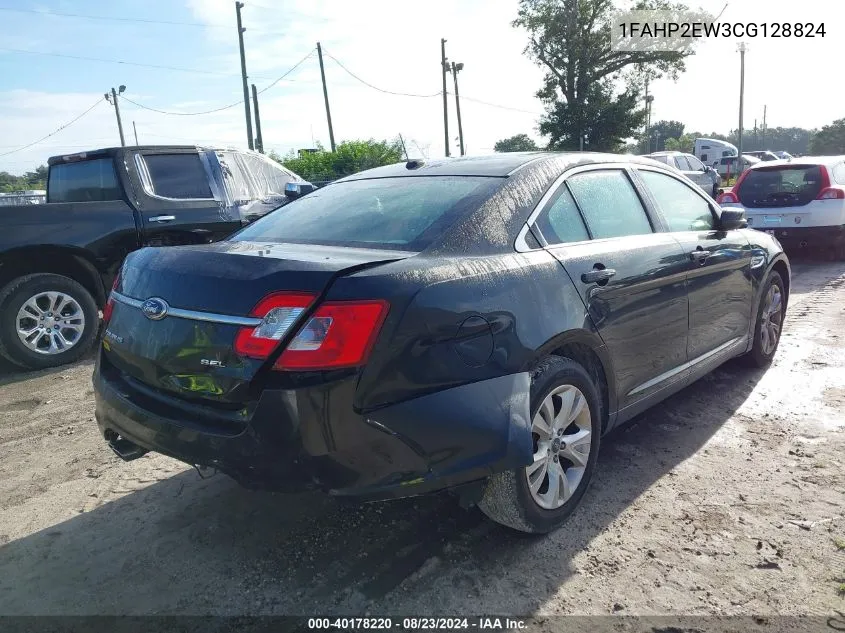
[478,357,602,534]
[0,273,99,370]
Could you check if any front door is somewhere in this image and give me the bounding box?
[533,167,690,411]
[635,167,753,361]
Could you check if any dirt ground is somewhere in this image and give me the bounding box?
[0,259,843,618]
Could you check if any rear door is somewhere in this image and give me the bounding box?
[132,149,241,246]
[531,166,690,410]
[635,166,752,361]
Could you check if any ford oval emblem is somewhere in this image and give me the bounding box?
[141,297,169,321]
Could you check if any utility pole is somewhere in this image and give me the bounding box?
[643,75,652,153]
[132,121,139,145]
[441,38,450,157]
[104,86,126,147]
[251,84,263,153]
[450,61,465,156]
[762,104,767,147]
[737,42,747,166]
[235,1,254,150]
[316,42,336,152]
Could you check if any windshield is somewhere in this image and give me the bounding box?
[736,165,825,208]
[232,176,501,250]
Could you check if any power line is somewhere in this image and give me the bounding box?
[0,6,229,28]
[322,50,441,98]
[452,93,542,115]
[0,99,104,157]
[121,50,315,116]
[0,47,281,79]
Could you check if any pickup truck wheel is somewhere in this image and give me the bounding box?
[0,274,99,370]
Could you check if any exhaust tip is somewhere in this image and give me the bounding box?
[104,429,148,462]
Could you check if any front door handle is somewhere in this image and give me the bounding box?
[581,268,616,284]
[690,249,712,263]
[148,215,176,223]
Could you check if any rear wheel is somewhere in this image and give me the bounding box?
[478,357,602,534]
[743,271,785,368]
[0,273,99,370]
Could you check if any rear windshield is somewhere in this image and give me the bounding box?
[736,165,825,208]
[48,158,122,203]
[232,176,501,250]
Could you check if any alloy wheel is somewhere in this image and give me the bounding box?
[15,291,86,355]
[525,384,592,510]
[760,284,783,356]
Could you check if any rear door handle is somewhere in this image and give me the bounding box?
[148,215,176,223]
[690,249,712,263]
[581,268,616,284]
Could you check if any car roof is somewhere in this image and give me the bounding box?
[645,151,686,156]
[338,152,669,181]
[746,155,845,170]
[47,144,262,165]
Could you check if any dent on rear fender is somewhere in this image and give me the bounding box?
[366,372,533,478]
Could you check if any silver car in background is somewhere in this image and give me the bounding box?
[643,151,722,198]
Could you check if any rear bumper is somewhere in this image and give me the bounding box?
[93,354,532,499]
[752,224,845,250]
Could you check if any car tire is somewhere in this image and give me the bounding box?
[0,273,99,371]
[742,271,786,368]
[478,356,602,534]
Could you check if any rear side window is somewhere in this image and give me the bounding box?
[48,158,121,203]
[233,176,499,250]
[535,186,589,245]
[639,170,715,232]
[566,170,653,239]
[143,153,213,199]
[736,165,826,208]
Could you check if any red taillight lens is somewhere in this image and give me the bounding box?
[234,292,315,359]
[102,271,120,324]
[717,191,739,204]
[275,300,389,371]
[816,187,845,200]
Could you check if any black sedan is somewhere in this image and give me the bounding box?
[93,152,790,534]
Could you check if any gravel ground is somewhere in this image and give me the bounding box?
[0,259,843,618]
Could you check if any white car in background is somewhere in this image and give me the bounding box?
[643,151,722,198]
[717,156,845,259]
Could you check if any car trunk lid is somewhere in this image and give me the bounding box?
[102,241,409,404]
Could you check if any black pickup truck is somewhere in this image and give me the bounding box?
[0,145,312,370]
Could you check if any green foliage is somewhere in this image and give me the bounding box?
[516,0,690,152]
[0,165,48,192]
[494,134,539,152]
[809,119,845,155]
[663,133,695,154]
[271,139,404,184]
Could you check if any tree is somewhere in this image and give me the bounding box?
[271,139,404,184]
[647,120,685,151]
[663,133,695,154]
[0,164,47,192]
[494,134,539,152]
[515,0,691,151]
[810,119,845,155]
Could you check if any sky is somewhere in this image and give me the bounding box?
[0,0,841,174]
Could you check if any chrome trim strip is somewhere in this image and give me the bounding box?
[110,291,261,327]
[627,336,742,397]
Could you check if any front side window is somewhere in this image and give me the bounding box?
[639,170,715,232]
[535,186,589,245]
[687,156,705,171]
[234,176,499,250]
[832,163,845,185]
[674,156,692,171]
[143,153,213,199]
[566,170,653,239]
[48,158,121,203]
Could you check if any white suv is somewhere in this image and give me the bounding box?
[643,151,722,198]
[717,156,845,259]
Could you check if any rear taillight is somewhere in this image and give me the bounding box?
[102,271,120,325]
[816,187,845,200]
[234,292,315,359]
[275,300,389,370]
[235,293,389,370]
[717,191,739,204]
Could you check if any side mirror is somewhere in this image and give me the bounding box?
[718,206,747,230]
[285,181,316,200]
